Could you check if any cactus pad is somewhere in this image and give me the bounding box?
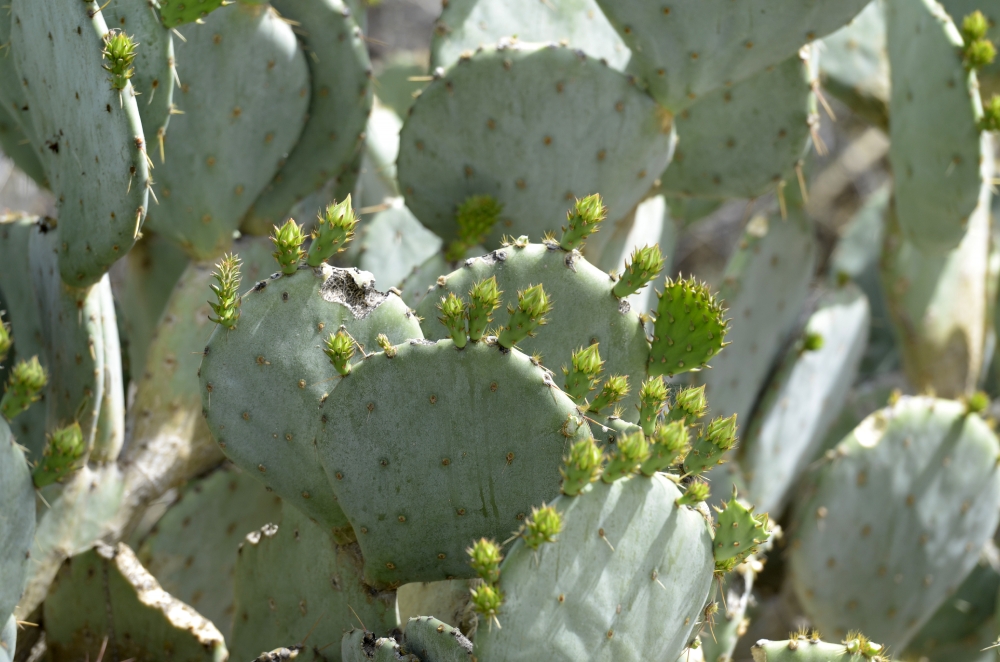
[474,473,714,661]
[318,339,591,587]
[819,1,890,129]
[44,543,227,661]
[416,241,650,418]
[789,396,1000,650]
[231,503,399,662]
[0,418,34,623]
[402,616,473,662]
[11,0,150,285]
[751,635,889,661]
[649,276,728,378]
[397,42,674,246]
[200,266,422,540]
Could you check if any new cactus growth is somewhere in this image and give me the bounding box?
[101,30,137,91]
[32,422,85,489]
[270,219,307,276]
[468,276,502,342]
[468,538,503,584]
[561,436,604,496]
[802,331,825,352]
[0,313,10,365]
[496,283,550,350]
[1,356,47,421]
[637,375,668,435]
[446,195,502,261]
[649,277,729,377]
[208,254,242,330]
[640,420,689,476]
[437,293,468,349]
[613,244,665,299]
[521,505,562,550]
[668,384,708,426]
[588,374,629,414]
[470,584,504,627]
[676,479,710,507]
[323,330,355,376]
[376,333,396,358]
[306,197,358,267]
[713,490,770,572]
[961,11,996,70]
[601,429,650,483]
[559,194,606,251]
[683,414,738,475]
[563,343,604,403]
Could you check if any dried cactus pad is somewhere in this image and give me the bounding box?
[200,266,422,541]
[789,396,1000,650]
[397,42,674,246]
[318,339,592,587]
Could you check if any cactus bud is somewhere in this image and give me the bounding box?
[307,196,358,266]
[637,376,668,435]
[843,632,883,657]
[966,391,990,414]
[562,343,604,403]
[963,11,991,43]
[208,253,242,330]
[560,436,604,496]
[447,195,502,261]
[601,430,650,483]
[613,244,665,299]
[0,312,11,365]
[271,219,307,275]
[676,479,710,507]
[497,284,551,350]
[560,194,606,251]
[102,30,137,91]
[376,333,396,358]
[684,414,738,475]
[468,276,502,342]
[802,331,824,352]
[982,94,1000,132]
[33,422,85,488]
[641,420,689,476]
[1,356,47,421]
[961,12,997,70]
[588,375,629,415]
[323,330,355,376]
[522,504,562,549]
[470,584,503,621]
[467,538,503,584]
[438,293,468,349]
[668,385,708,426]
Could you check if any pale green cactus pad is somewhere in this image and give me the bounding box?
[318,339,592,587]
[10,0,150,285]
[137,465,282,639]
[700,562,755,662]
[0,105,45,188]
[243,0,372,232]
[397,42,674,247]
[200,266,422,540]
[474,474,714,662]
[661,49,817,200]
[0,418,34,624]
[431,0,629,71]
[145,4,309,259]
[415,241,650,419]
[751,635,889,661]
[594,0,868,111]
[789,396,1000,650]
[231,502,399,661]
[403,616,473,661]
[0,4,39,157]
[880,188,990,397]
[742,284,871,515]
[819,0,889,130]
[357,200,443,290]
[886,0,991,253]
[396,580,476,635]
[102,0,176,144]
[44,543,227,662]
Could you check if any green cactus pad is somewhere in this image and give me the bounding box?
[649,276,728,378]
[159,0,227,28]
[396,580,477,635]
[243,0,372,232]
[0,105,46,188]
[0,6,41,167]
[661,50,816,200]
[145,4,309,259]
[751,635,889,661]
[403,616,473,662]
[397,42,674,247]
[431,0,629,71]
[712,491,769,571]
[887,0,991,253]
[11,0,150,286]
[137,465,282,639]
[343,630,420,662]
[819,1,890,130]
[789,396,1000,650]
[231,502,399,662]
[474,474,714,661]
[594,0,868,111]
[742,285,871,515]
[880,192,991,398]
[318,339,591,587]
[415,242,650,419]
[356,201,443,290]
[199,266,422,540]
[44,543,227,662]
[102,0,176,144]
[0,418,35,623]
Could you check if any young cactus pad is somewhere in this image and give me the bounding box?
[307,197,359,267]
[199,266,422,542]
[32,423,86,489]
[316,339,591,587]
[1,356,47,421]
[416,241,650,419]
[560,194,608,252]
[649,276,728,378]
[496,283,551,350]
[271,219,307,275]
[447,195,503,261]
[789,396,1000,650]
[474,474,714,661]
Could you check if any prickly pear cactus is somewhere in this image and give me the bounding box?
[0,417,35,625]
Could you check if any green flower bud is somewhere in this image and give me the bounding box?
[447,195,502,261]
[468,276,502,342]
[963,11,991,43]
[640,420,689,476]
[637,376,668,435]
[802,331,824,352]
[102,30,137,91]
[560,436,604,496]
[33,422,85,488]
[588,375,629,415]
[467,538,503,584]
[613,244,665,298]
[307,196,358,266]
[668,385,708,425]
[323,330,355,376]
[683,414,738,476]
[966,391,990,415]
[0,312,11,365]
[1,356,47,421]
[676,479,710,507]
[208,253,242,330]
[271,219,307,275]
[965,37,996,70]
[602,430,650,483]
[522,504,562,549]
[497,284,551,350]
[470,584,504,620]
[982,94,1000,132]
[560,194,606,251]
[562,343,604,403]
[438,292,469,349]
[376,333,396,358]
